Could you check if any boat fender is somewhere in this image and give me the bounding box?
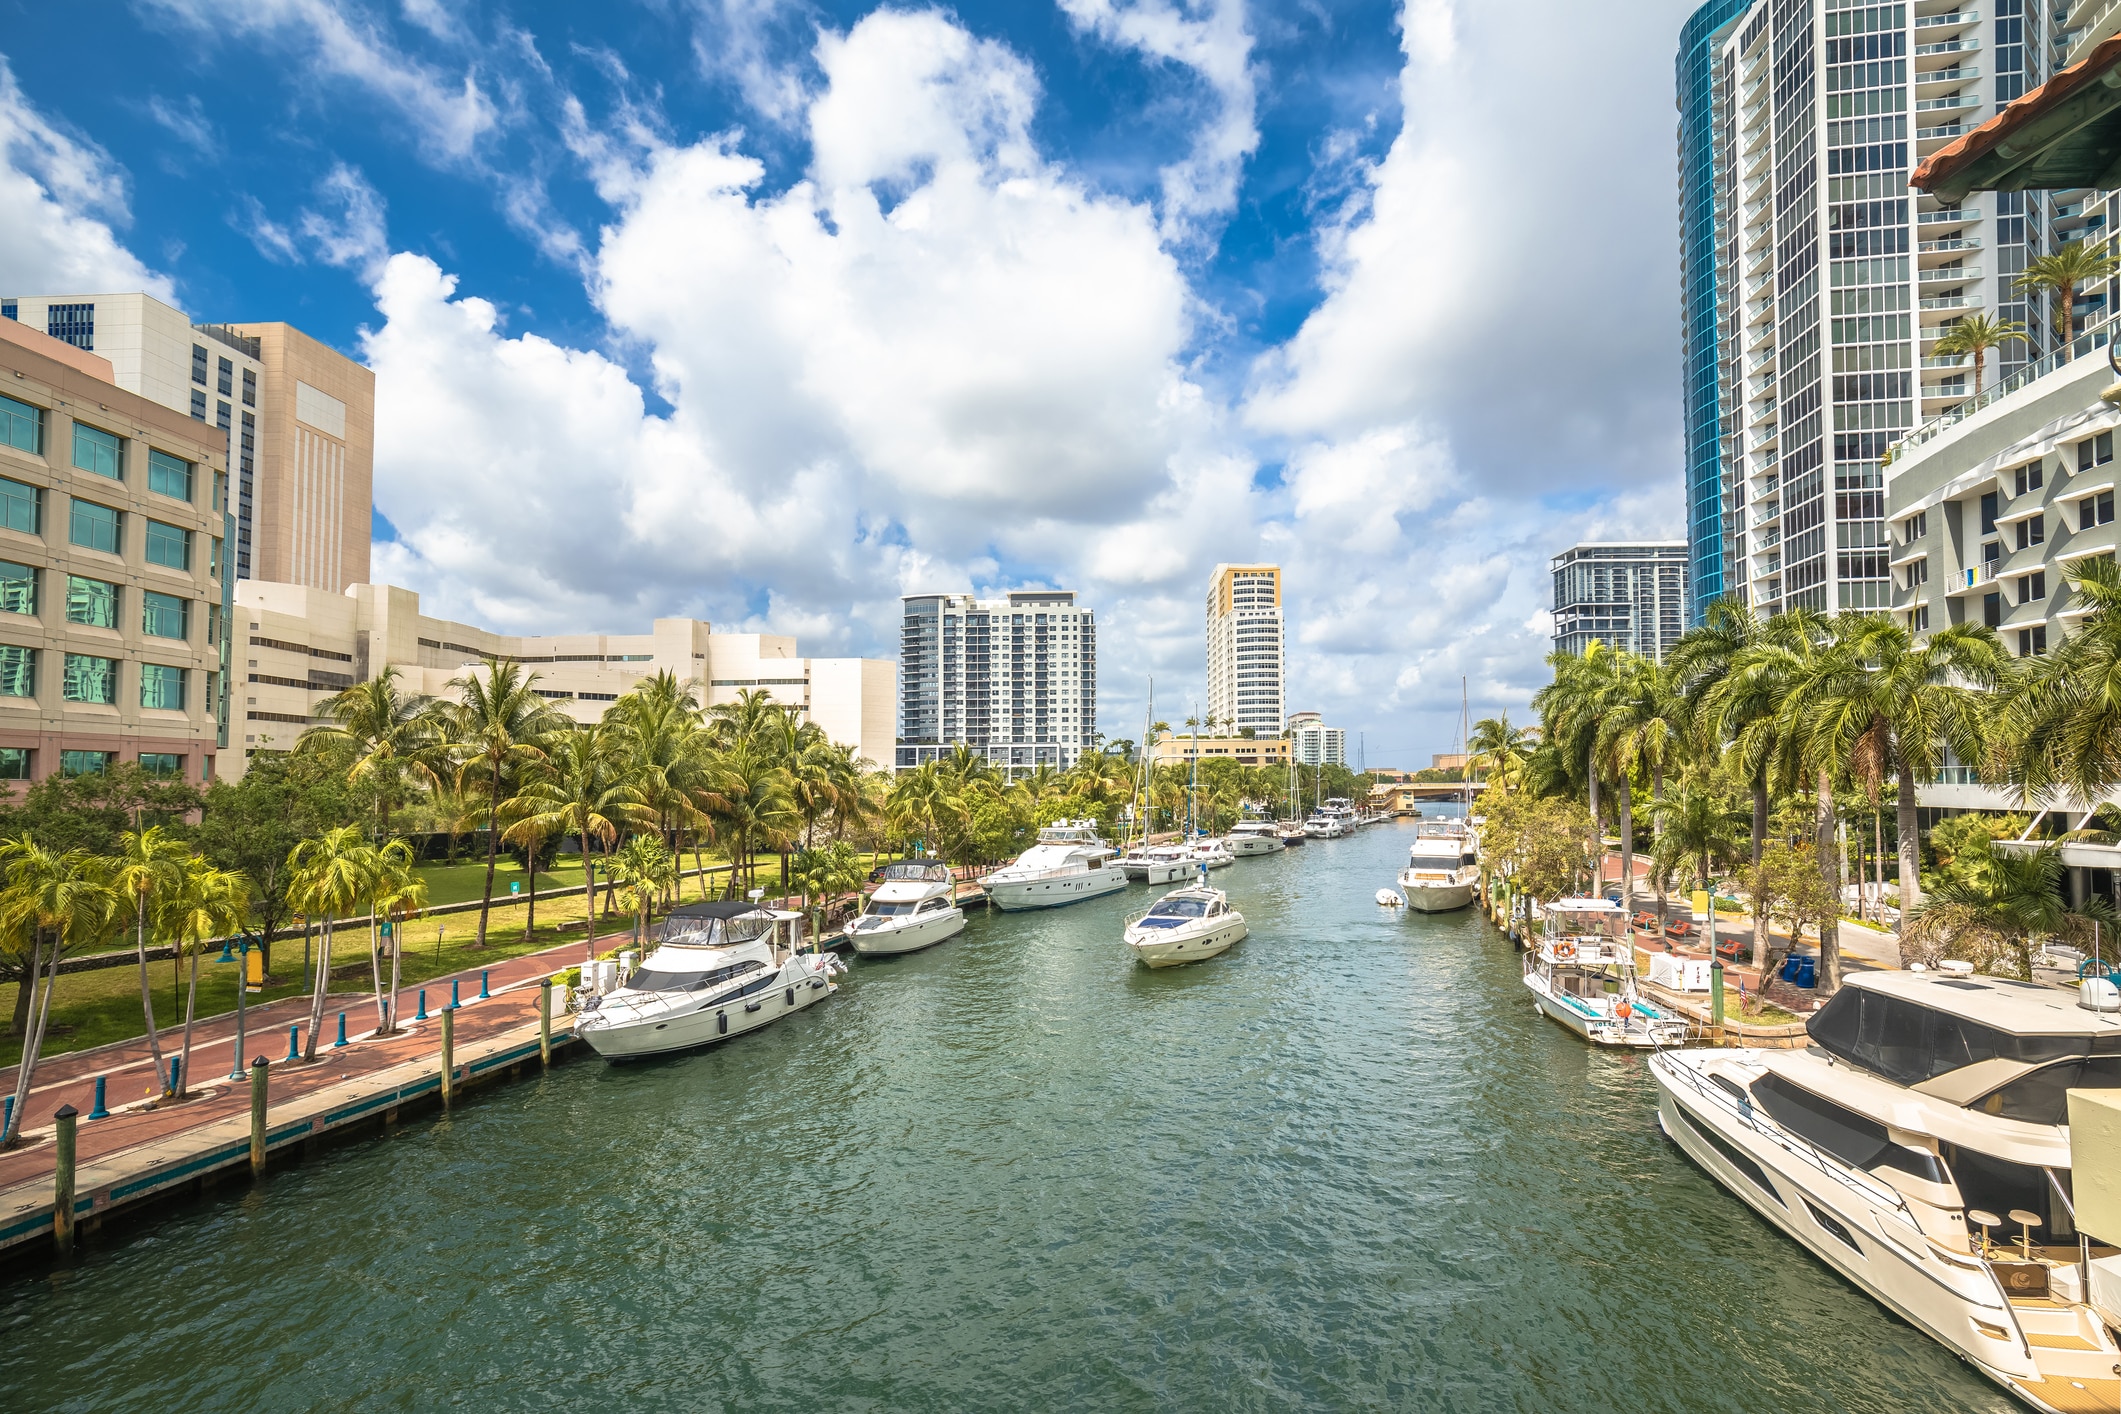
[1553,941,1576,961]
[1616,1000,1633,1020]
[786,987,796,1007]
[810,977,826,989]
[745,1000,762,1013]
[718,1011,728,1035]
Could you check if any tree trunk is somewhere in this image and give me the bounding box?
[368,913,387,1029]
[476,758,501,948]
[304,918,332,1061]
[582,844,600,962]
[1586,763,1601,891]
[177,946,201,1099]
[692,836,706,899]
[1750,779,1767,864]
[1817,767,1842,991]
[526,840,538,940]
[1895,758,1921,917]
[133,896,166,1089]
[1616,774,1634,911]
[5,931,61,1146]
[8,964,29,1038]
[387,924,403,1035]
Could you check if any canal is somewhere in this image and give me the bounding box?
[0,819,2011,1410]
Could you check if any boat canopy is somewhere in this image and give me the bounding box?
[879,861,952,884]
[1542,899,1627,939]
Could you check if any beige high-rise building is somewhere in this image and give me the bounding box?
[1204,563,1283,736]
[0,294,373,593]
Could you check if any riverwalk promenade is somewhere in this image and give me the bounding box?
[0,940,588,1260]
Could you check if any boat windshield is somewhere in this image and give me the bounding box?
[625,958,766,993]
[1148,897,1210,918]
[881,862,950,883]
[866,901,917,916]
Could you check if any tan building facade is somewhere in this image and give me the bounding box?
[233,581,896,771]
[1204,562,1284,737]
[1149,730,1290,770]
[0,318,230,785]
[224,322,373,592]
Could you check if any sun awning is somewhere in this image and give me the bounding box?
[1914,34,2121,202]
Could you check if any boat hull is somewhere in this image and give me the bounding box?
[850,908,966,956]
[579,959,836,1059]
[1126,918,1247,967]
[1521,970,1688,1048]
[1121,859,1194,884]
[986,867,1128,911]
[1224,834,1284,857]
[1399,877,1477,912]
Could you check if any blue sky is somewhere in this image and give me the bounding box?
[0,0,1698,764]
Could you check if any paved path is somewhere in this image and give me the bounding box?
[0,940,585,1194]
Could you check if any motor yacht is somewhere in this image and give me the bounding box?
[1187,836,1236,870]
[1652,969,2121,1414]
[984,820,1127,911]
[846,860,965,957]
[576,901,842,1060]
[1120,843,1195,885]
[1223,820,1286,857]
[1124,879,1247,967]
[1397,823,1479,913]
[1303,808,1348,839]
[1521,898,1691,1047]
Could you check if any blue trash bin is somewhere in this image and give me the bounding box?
[1782,954,1817,989]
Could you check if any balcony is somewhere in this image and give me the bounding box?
[1913,8,1979,29]
[1921,353,1972,369]
[1918,206,1981,227]
[1916,122,1968,147]
[1912,37,1979,55]
[1919,293,1984,312]
[1918,236,1981,254]
[1915,92,1981,113]
[1919,264,1982,283]
[1915,66,1980,90]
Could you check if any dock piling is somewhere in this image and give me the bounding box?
[1710,961,1727,1046]
[538,979,552,1067]
[249,1058,268,1173]
[333,1012,348,1048]
[440,1006,455,1106]
[52,1104,77,1252]
[88,1076,109,1120]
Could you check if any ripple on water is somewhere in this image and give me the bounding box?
[0,823,2019,1412]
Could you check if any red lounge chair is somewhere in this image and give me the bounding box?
[1631,911,1658,932]
[1664,918,1696,941]
[1714,935,1747,963]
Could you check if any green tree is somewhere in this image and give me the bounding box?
[1466,713,1534,796]
[1901,842,2116,978]
[192,752,364,977]
[438,659,558,948]
[110,825,191,1092]
[504,725,654,959]
[0,840,116,1144]
[300,666,444,838]
[162,858,249,1098]
[1649,781,1748,934]
[791,841,867,946]
[373,845,429,1033]
[286,825,376,1061]
[1930,313,2025,398]
[610,833,677,946]
[2015,239,2118,354]
[2006,555,2121,807]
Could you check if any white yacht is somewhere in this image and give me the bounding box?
[576,902,842,1059]
[1653,969,2121,1414]
[846,861,965,956]
[1124,880,1247,968]
[1187,836,1236,870]
[1119,843,1194,885]
[984,820,1127,911]
[1223,820,1286,857]
[1397,823,1479,913]
[1521,898,1691,1047]
[1303,808,1348,839]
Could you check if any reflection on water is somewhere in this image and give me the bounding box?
[0,819,2014,1412]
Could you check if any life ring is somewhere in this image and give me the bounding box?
[1552,940,1577,961]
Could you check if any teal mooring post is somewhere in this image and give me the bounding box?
[1710,961,1727,1044]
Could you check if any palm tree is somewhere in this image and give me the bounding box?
[374,852,429,1034]
[700,743,801,894]
[300,666,443,837]
[1650,782,1748,933]
[609,833,677,946]
[1930,313,2025,398]
[1597,655,1683,910]
[1533,639,1628,888]
[610,671,710,883]
[2016,238,2118,355]
[504,725,654,960]
[1465,713,1533,795]
[162,858,249,1098]
[791,841,866,946]
[438,659,558,948]
[1790,614,2010,917]
[1901,842,2116,978]
[111,825,189,1091]
[887,763,967,860]
[360,839,419,1031]
[2006,555,2121,810]
[286,825,375,1061]
[0,840,116,1145]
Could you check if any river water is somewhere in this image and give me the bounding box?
[0,818,2011,1411]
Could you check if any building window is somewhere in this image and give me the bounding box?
[2016,514,2045,549]
[0,301,13,322]
[58,749,113,776]
[144,520,191,570]
[1980,491,1998,534]
[0,747,28,779]
[1983,591,2002,628]
[65,575,119,629]
[241,369,256,407]
[62,653,117,704]
[140,663,185,711]
[209,535,221,580]
[206,604,221,646]
[2020,571,2047,604]
[141,590,188,639]
[190,390,206,422]
[71,423,121,480]
[216,356,233,396]
[0,645,34,697]
[1904,557,1928,589]
[137,752,183,777]
[215,400,230,429]
[0,393,43,454]
[1909,604,1930,633]
[2019,625,2049,656]
[2080,430,2114,469]
[68,500,120,554]
[0,561,33,616]
[0,478,40,536]
[1983,540,2002,571]
[191,344,208,385]
[147,449,193,502]
[46,303,93,351]
[2014,463,2045,496]
[2082,490,2116,530]
[1903,511,1927,544]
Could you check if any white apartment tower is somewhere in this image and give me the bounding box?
[897,590,1097,772]
[1695,0,2065,617]
[1286,711,1346,768]
[1204,563,1284,736]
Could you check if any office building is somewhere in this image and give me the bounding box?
[234,581,896,773]
[897,590,1096,772]
[1148,729,1289,770]
[1679,0,2063,619]
[1204,562,1285,736]
[1286,711,1345,768]
[1,293,373,592]
[0,315,231,785]
[1550,541,1690,660]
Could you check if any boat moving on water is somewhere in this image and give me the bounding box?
[577,901,842,1059]
[1652,969,2121,1414]
[1521,898,1690,1048]
[846,861,965,957]
[984,820,1127,911]
[1124,877,1247,968]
